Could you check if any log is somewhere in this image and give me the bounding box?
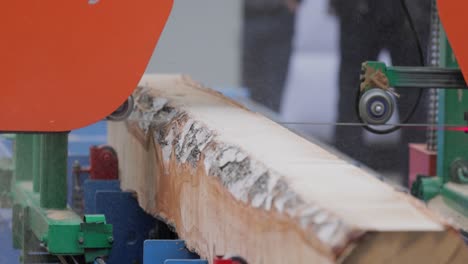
[108,74,468,264]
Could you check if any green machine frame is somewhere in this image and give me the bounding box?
[360,26,468,219]
[11,133,113,263]
[416,29,468,216]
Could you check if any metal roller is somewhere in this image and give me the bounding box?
[358,89,395,125]
[107,96,135,121]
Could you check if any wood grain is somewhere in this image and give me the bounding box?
[109,74,468,264]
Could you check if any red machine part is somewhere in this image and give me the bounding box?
[213,260,234,264]
[77,145,119,180]
[408,144,437,188]
[213,256,248,264]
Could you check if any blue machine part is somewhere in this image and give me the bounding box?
[143,240,205,264]
[83,180,120,214]
[0,137,19,262]
[0,209,20,263]
[85,183,157,264]
[0,136,12,159]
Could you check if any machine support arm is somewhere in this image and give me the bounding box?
[360,61,467,91]
[358,61,467,125]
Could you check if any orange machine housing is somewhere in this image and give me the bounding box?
[438,0,468,84]
[0,0,173,132]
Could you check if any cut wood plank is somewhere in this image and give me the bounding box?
[108,74,468,264]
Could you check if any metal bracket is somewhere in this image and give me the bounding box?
[84,180,156,264]
[83,180,120,214]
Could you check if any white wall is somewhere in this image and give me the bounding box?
[146,0,242,89]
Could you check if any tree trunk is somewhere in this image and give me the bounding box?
[108,74,468,264]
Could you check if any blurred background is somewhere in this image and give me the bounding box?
[146,0,432,185]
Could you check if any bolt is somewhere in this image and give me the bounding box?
[374,105,383,113]
[108,236,114,244]
[370,101,385,117]
[78,237,84,244]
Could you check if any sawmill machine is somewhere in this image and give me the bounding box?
[2,0,468,262]
[357,0,468,222]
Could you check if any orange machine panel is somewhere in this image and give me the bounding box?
[439,0,468,81]
[0,0,173,132]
